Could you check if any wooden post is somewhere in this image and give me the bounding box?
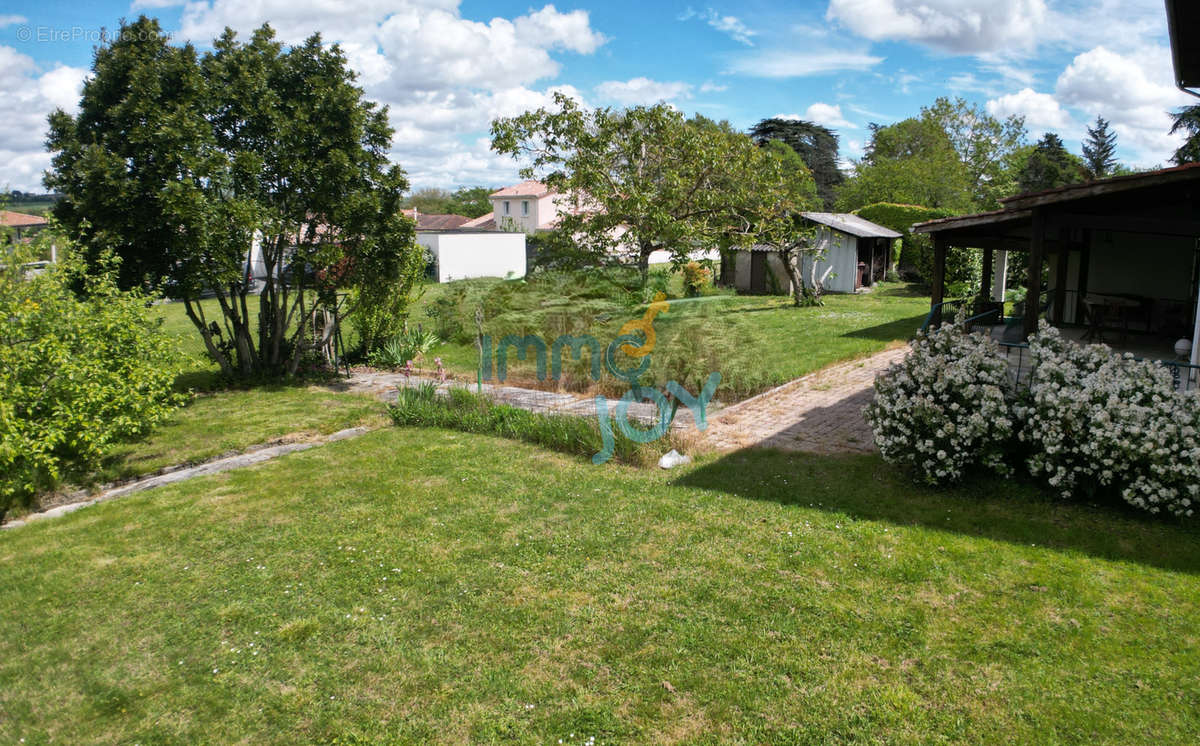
[931,235,947,327]
[981,247,994,300]
[1024,208,1046,339]
[1053,236,1069,325]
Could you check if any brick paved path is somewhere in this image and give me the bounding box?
[703,345,909,454]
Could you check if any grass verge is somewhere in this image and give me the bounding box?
[0,429,1197,743]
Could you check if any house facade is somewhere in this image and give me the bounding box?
[485,180,570,233]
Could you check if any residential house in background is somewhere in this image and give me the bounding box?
[405,207,526,283]
[1,210,49,242]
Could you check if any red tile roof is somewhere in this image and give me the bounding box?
[402,209,472,231]
[461,212,497,230]
[489,180,551,198]
[0,210,49,228]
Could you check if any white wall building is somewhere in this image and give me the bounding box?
[416,229,526,283]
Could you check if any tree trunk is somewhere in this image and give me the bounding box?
[183,297,235,377]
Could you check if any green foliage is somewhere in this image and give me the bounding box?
[492,95,784,281]
[388,384,653,465]
[1081,116,1118,179]
[0,238,184,518]
[837,117,974,212]
[1017,133,1088,193]
[1169,104,1200,165]
[403,186,493,219]
[366,327,440,369]
[852,203,977,290]
[46,17,422,376]
[749,118,843,209]
[921,97,1027,209]
[680,261,713,297]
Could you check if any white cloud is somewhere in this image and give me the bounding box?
[679,7,756,46]
[986,88,1072,130]
[172,1,607,190]
[699,81,728,93]
[0,46,87,192]
[803,102,855,129]
[0,14,27,27]
[726,49,883,78]
[826,0,1048,54]
[595,77,692,105]
[1053,44,1191,164]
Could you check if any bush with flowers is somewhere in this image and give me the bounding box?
[865,312,1014,485]
[868,316,1199,518]
[1018,323,1199,517]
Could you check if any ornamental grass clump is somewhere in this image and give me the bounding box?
[865,315,1014,485]
[1019,323,1199,517]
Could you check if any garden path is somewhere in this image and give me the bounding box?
[701,345,908,454]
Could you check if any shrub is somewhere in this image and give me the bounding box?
[865,316,1014,485]
[367,326,440,369]
[0,241,184,519]
[1018,324,1199,517]
[680,261,713,297]
[388,383,658,465]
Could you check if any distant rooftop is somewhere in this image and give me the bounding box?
[0,210,49,228]
[490,180,552,199]
[802,212,902,239]
[402,209,471,231]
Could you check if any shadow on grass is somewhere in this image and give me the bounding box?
[674,448,1200,574]
[841,314,927,343]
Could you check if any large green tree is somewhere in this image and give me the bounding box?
[836,117,973,212]
[1017,132,1087,193]
[1169,104,1200,165]
[1081,116,1118,178]
[46,17,423,377]
[921,96,1026,209]
[749,118,843,210]
[492,95,772,282]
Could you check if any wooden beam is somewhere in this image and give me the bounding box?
[1024,208,1046,339]
[1002,167,1200,211]
[931,235,947,327]
[1056,212,1200,238]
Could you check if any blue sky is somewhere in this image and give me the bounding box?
[0,1,1191,193]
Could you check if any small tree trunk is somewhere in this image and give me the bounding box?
[183,297,235,377]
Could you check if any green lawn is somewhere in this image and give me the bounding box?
[411,276,930,401]
[2,427,1197,744]
[94,387,386,483]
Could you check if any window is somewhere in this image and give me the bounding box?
[522,201,529,216]
[503,201,510,215]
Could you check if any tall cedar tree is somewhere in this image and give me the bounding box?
[749,118,843,210]
[46,17,423,377]
[1017,133,1087,193]
[1081,116,1118,178]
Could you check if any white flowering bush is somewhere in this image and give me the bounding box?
[1019,323,1199,517]
[866,317,1014,485]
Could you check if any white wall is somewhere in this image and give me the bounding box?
[801,227,857,294]
[420,231,526,283]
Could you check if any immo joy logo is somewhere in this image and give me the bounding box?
[477,292,721,464]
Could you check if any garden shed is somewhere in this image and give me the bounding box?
[728,212,900,295]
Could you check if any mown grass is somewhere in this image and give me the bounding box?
[410,273,930,402]
[1,426,1197,744]
[94,387,386,483]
